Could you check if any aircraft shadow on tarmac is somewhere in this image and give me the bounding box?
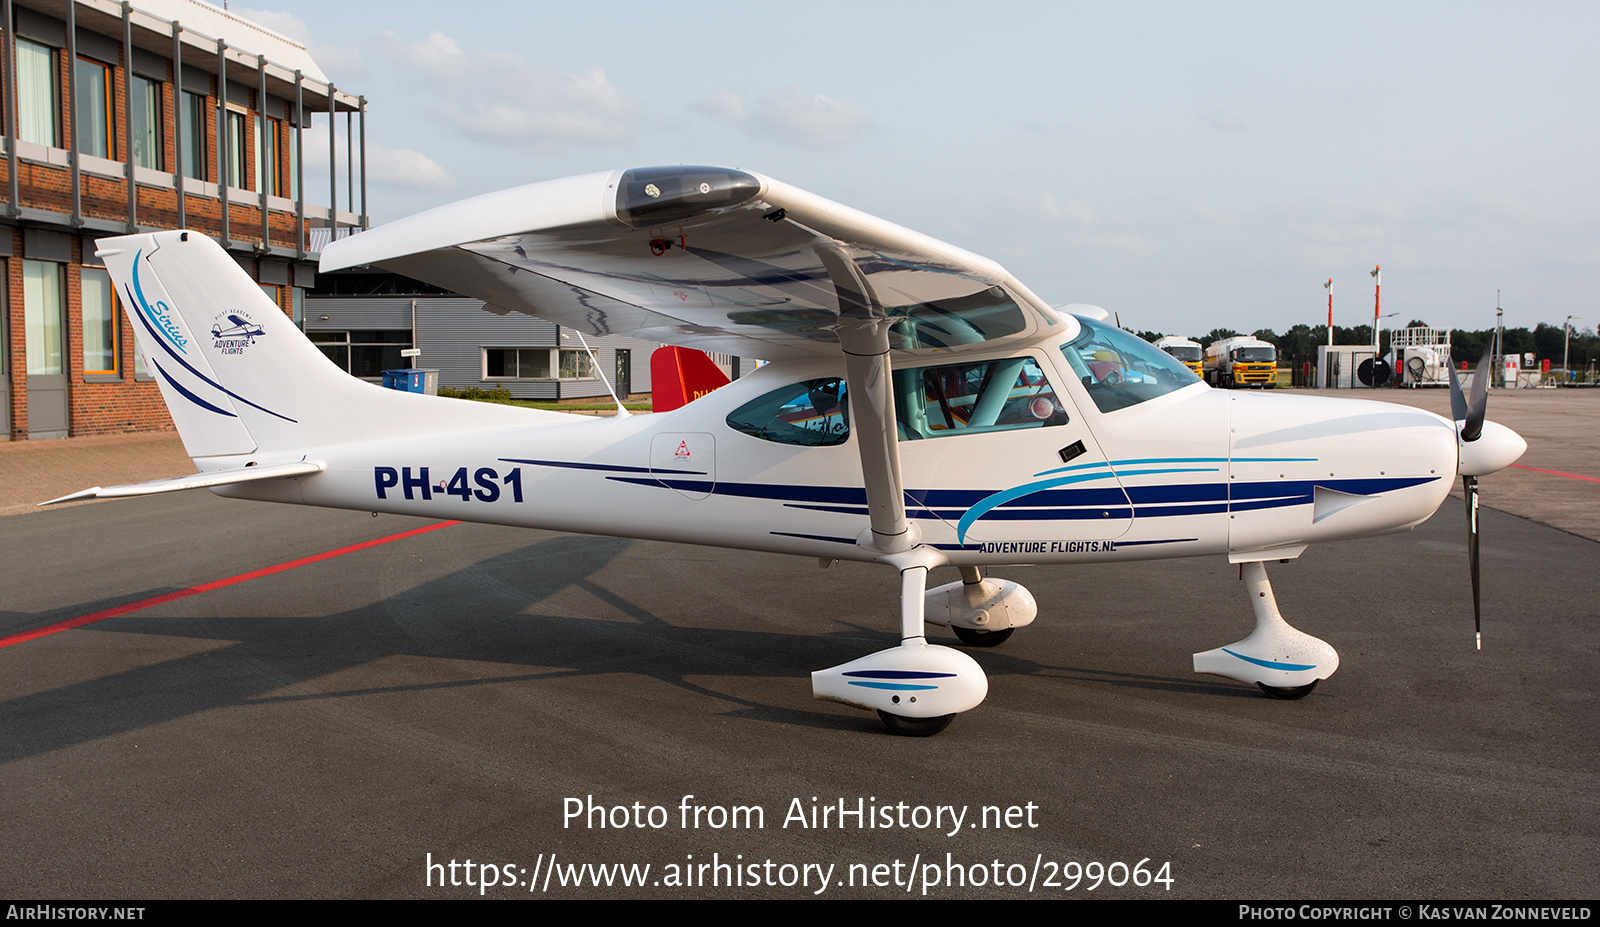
[3,529,1289,762]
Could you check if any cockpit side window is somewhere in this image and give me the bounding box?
[726,378,850,446]
[893,355,1069,441]
[1060,316,1201,413]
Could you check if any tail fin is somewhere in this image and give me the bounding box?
[650,345,731,412]
[101,230,540,460]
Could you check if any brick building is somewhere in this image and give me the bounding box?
[2,0,365,439]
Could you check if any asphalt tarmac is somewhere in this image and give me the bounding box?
[1,389,1596,900]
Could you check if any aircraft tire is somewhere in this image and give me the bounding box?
[1256,680,1318,700]
[877,710,956,737]
[952,626,1014,648]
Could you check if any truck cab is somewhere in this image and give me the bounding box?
[1153,336,1204,376]
[1204,336,1277,388]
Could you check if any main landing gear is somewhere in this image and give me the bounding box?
[812,553,993,736]
[925,565,1036,648]
[1192,560,1338,696]
[812,559,1039,736]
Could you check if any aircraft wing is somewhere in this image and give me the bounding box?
[319,166,1063,360]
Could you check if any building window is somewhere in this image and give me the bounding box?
[558,349,596,379]
[81,267,118,376]
[289,124,300,200]
[75,57,113,158]
[483,348,599,380]
[311,330,411,379]
[180,90,207,180]
[226,109,247,188]
[17,38,58,147]
[256,115,284,197]
[484,347,551,379]
[24,261,64,375]
[130,75,163,170]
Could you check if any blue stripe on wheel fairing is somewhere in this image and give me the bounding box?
[1223,648,1317,672]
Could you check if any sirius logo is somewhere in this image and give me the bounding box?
[149,299,188,352]
[132,251,189,354]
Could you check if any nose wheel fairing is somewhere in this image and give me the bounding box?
[1193,560,1339,691]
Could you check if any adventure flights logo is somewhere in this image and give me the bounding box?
[211,311,265,355]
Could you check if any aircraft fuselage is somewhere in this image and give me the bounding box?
[219,332,1456,568]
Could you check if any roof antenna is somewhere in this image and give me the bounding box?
[563,331,630,417]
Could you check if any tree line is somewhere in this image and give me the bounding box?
[1135,322,1600,370]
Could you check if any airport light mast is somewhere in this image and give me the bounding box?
[1370,266,1381,388]
[1564,314,1581,384]
[1325,278,1333,349]
[1494,292,1504,388]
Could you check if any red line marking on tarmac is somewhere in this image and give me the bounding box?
[0,520,462,650]
[1509,463,1600,483]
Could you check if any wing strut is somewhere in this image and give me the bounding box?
[815,243,916,554]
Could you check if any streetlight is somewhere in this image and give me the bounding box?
[1564,314,1582,384]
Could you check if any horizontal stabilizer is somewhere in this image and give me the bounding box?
[39,461,324,507]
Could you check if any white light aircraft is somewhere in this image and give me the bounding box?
[51,166,1527,736]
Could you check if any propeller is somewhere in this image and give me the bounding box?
[1448,349,1493,650]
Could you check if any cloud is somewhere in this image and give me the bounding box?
[693,86,871,149]
[690,88,747,122]
[1202,106,1247,133]
[366,146,456,190]
[231,7,364,80]
[229,6,310,44]
[303,125,456,191]
[1065,231,1148,253]
[1194,202,1241,226]
[1007,191,1097,225]
[374,31,638,147]
[378,30,463,77]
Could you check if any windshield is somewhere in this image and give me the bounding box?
[1232,347,1275,363]
[1059,317,1201,413]
[1163,345,1202,362]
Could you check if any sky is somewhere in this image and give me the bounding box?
[226,1,1598,338]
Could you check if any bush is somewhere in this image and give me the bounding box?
[438,384,513,402]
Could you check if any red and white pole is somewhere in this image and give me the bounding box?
[1370,265,1382,387]
[1324,278,1333,348]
